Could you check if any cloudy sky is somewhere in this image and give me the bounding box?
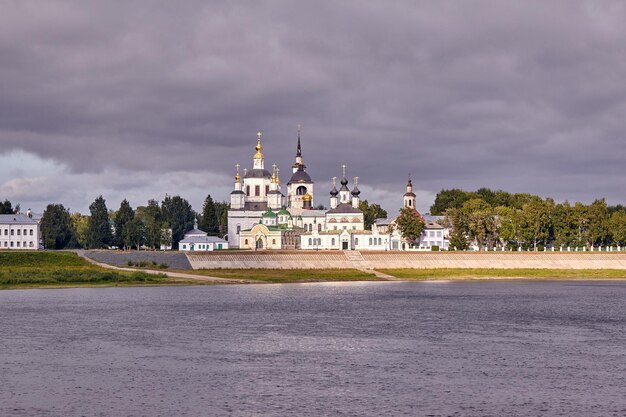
[1,1,626,215]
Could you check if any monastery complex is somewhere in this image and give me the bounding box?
[227,131,450,251]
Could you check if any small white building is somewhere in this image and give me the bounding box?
[0,213,41,250]
[179,222,228,252]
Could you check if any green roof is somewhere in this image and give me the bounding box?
[261,208,277,218]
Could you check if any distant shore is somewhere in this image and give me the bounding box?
[4,251,626,290]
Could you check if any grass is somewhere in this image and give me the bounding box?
[0,251,204,289]
[177,268,379,283]
[379,268,626,280]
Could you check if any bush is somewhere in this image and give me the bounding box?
[158,263,169,269]
[431,246,440,251]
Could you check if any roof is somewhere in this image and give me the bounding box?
[326,203,362,214]
[0,214,39,225]
[244,168,272,179]
[288,168,313,184]
[277,208,291,216]
[262,209,277,218]
[300,210,327,218]
[230,190,245,195]
[185,228,207,236]
[374,218,391,226]
[180,236,228,244]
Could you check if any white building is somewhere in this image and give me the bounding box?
[0,213,41,250]
[227,131,450,251]
[179,221,228,252]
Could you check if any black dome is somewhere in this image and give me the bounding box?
[244,168,272,179]
[330,186,339,196]
[288,168,312,184]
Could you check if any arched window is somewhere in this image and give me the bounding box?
[237,225,241,235]
[332,238,336,246]
[244,239,249,245]
[409,200,412,206]
[308,238,312,245]
[272,239,276,245]
[318,223,322,232]
[296,186,307,195]
[378,238,382,245]
[369,238,372,245]
[355,238,359,246]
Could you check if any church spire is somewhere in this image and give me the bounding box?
[296,124,302,158]
[292,125,305,173]
[253,131,265,170]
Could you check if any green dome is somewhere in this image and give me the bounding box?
[261,208,277,218]
[278,208,291,216]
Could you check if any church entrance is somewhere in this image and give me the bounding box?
[342,241,349,250]
[256,238,264,250]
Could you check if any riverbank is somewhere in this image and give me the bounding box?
[0,252,209,290]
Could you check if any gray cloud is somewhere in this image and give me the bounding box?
[1,1,626,214]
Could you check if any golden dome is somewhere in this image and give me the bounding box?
[302,193,312,202]
[254,131,264,159]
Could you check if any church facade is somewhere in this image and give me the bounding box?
[227,131,449,250]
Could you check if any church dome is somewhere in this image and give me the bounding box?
[245,168,272,179]
[288,168,312,184]
[330,186,339,197]
[302,193,312,202]
[351,185,360,196]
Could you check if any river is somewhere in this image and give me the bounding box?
[1,281,626,416]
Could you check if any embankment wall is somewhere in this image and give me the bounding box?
[186,251,626,270]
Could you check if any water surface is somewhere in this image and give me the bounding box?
[1,281,626,416]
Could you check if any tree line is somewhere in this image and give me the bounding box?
[31,194,228,250]
[433,188,626,250]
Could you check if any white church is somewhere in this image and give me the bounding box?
[227,131,449,251]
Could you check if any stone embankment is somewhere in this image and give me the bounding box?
[187,251,626,270]
[85,250,192,269]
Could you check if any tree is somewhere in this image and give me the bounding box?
[609,210,626,247]
[461,198,497,250]
[359,200,388,230]
[161,195,195,249]
[114,199,135,250]
[70,213,90,248]
[124,217,145,250]
[571,202,589,248]
[199,194,218,235]
[0,199,14,214]
[520,198,551,251]
[40,204,74,249]
[552,202,575,248]
[496,206,523,249]
[86,196,113,249]
[444,207,469,250]
[137,199,163,250]
[430,189,471,215]
[396,207,425,244]
[587,199,609,247]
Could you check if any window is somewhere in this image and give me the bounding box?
[182,244,186,249]
[237,225,241,235]
[17,229,20,236]
[378,238,382,245]
[255,185,260,196]
[430,231,435,237]
[246,186,250,196]
[244,239,249,245]
[352,226,356,230]
[334,226,337,230]
[437,231,442,237]
[11,229,14,235]
[30,229,33,236]
[409,200,412,206]
[10,241,14,247]
[308,238,312,245]
[369,238,372,245]
[355,238,359,245]
[272,239,276,245]
[265,185,269,195]
[17,242,20,247]
[318,223,322,232]
[332,238,336,245]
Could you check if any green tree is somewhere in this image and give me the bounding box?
[161,195,195,249]
[552,202,575,248]
[396,207,425,244]
[137,199,162,250]
[0,199,15,214]
[218,207,228,237]
[444,207,469,250]
[461,198,497,250]
[520,198,552,251]
[40,204,74,249]
[587,199,609,247]
[199,194,218,235]
[359,200,388,230]
[495,206,523,249]
[86,196,113,249]
[114,199,135,250]
[430,189,471,215]
[609,210,626,247]
[124,217,145,250]
[70,213,90,248]
[571,202,589,248]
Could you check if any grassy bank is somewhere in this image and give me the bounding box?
[181,268,379,283]
[380,268,626,280]
[0,251,203,289]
